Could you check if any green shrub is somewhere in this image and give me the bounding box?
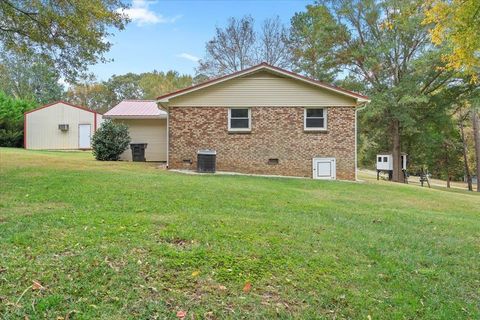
[91,120,131,161]
[0,129,23,146]
[0,91,36,147]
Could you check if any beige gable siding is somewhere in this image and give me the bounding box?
[167,71,357,107]
[26,103,96,150]
[117,119,167,162]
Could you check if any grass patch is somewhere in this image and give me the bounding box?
[0,147,479,319]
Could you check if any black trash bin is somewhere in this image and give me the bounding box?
[197,149,216,173]
[130,143,147,162]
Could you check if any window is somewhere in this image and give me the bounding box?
[228,108,251,131]
[383,156,388,162]
[378,156,382,162]
[304,108,327,130]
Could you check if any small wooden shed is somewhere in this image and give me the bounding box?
[24,101,102,150]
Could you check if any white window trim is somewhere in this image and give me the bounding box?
[228,108,251,132]
[304,108,327,131]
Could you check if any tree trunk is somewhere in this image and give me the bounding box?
[445,147,450,188]
[459,119,473,191]
[472,108,480,192]
[392,119,403,182]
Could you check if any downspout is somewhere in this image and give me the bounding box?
[158,101,169,168]
[355,101,369,181]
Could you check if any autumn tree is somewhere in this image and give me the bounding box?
[139,70,193,99]
[423,0,480,83]
[290,0,456,182]
[257,17,291,69]
[66,71,192,112]
[197,16,292,77]
[66,79,114,114]
[0,0,129,81]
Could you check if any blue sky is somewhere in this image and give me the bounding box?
[89,0,311,80]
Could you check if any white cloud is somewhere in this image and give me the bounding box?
[118,0,181,26]
[178,53,200,62]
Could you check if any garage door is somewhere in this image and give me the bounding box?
[312,158,336,180]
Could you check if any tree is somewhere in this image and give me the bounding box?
[290,0,455,182]
[0,91,36,147]
[472,106,480,191]
[66,82,114,114]
[257,17,292,69]
[105,73,144,103]
[423,0,480,83]
[197,16,256,77]
[65,71,193,112]
[0,51,64,104]
[139,70,192,99]
[197,16,292,77]
[458,107,474,191]
[91,120,131,161]
[0,0,129,81]
[289,5,347,82]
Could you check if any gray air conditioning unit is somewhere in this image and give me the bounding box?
[58,124,69,131]
[197,149,216,173]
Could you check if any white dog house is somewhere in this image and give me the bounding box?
[376,153,408,180]
[24,101,103,150]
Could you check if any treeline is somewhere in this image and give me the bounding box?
[0,51,193,114]
[0,52,193,146]
[65,71,193,114]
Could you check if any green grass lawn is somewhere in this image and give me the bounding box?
[0,148,479,319]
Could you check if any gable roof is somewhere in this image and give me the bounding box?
[157,62,370,104]
[24,101,100,115]
[103,100,167,119]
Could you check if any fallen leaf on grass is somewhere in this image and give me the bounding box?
[243,281,251,293]
[32,281,45,291]
[176,310,186,319]
[191,270,200,277]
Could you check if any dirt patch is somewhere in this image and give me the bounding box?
[156,236,197,249]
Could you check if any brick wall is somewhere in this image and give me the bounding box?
[168,106,356,180]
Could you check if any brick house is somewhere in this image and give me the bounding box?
[155,63,369,180]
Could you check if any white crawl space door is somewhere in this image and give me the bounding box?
[312,157,336,180]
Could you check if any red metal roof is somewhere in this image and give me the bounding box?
[104,100,167,118]
[156,62,369,102]
[24,100,100,115]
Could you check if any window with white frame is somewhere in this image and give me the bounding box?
[228,108,251,131]
[304,108,327,130]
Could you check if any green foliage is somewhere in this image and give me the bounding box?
[290,0,475,178]
[0,91,36,147]
[66,71,193,112]
[0,0,129,82]
[91,120,131,161]
[0,51,64,104]
[289,5,347,82]
[1,149,479,318]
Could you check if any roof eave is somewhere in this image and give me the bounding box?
[155,63,370,103]
[103,115,167,119]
